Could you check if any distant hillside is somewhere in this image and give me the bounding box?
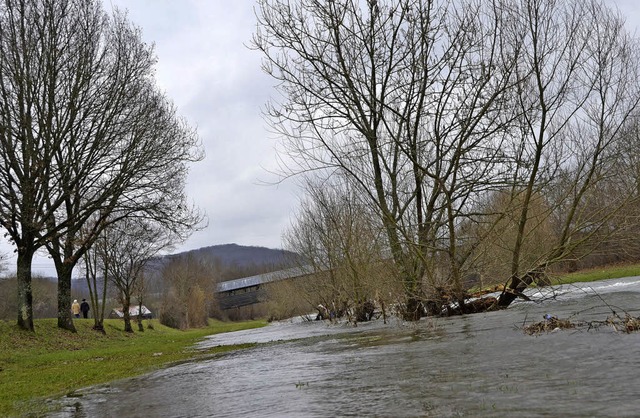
[166,243,301,269]
[146,243,304,282]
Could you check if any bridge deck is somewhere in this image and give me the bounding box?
[216,265,312,293]
[216,265,313,310]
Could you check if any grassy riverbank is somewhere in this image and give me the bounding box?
[2,264,639,416]
[0,318,267,417]
[555,263,640,285]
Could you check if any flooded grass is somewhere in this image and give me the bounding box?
[0,318,266,417]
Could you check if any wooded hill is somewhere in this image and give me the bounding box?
[147,243,303,282]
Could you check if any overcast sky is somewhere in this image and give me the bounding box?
[10,0,640,276]
[106,0,299,252]
[108,0,640,248]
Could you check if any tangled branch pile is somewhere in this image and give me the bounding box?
[523,312,640,335]
[523,316,578,335]
[601,314,640,334]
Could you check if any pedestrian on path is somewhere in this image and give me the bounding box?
[71,300,80,318]
[80,299,90,319]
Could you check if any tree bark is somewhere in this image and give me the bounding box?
[122,293,133,333]
[55,260,77,332]
[137,298,145,332]
[497,271,541,308]
[16,249,34,331]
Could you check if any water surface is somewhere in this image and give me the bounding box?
[52,277,640,417]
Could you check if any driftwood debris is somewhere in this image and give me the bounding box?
[523,316,577,335]
[523,312,640,335]
[599,314,640,333]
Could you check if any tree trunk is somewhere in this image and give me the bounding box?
[497,270,541,308]
[16,250,34,332]
[137,299,144,332]
[55,260,77,332]
[98,271,108,332]
[84,254,106,333]
[98,255,110,332]
[122,294,133,333]
[88,274,104,332]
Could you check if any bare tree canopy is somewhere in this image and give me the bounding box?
[0,0,203,331]
[96,218,176,333]
[255,0,640,317]
[283,175,398,323]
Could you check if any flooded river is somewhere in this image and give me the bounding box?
[53,277,640,417]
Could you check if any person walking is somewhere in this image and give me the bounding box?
[80,299,90,319]
[71,299,81,318]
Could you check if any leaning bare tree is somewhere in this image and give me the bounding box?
[254,0,522,318]
[495,0,640,307]
[0,0,203,331]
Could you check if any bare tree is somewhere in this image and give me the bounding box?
[255,0,640,317]
[0,0,203,331]
[283,177,397,322]
[81,221,111,333]
[96,217,176,333]
[83,248,108,331]
[0,0,70,331]
[254,0,523,317]
[589,114,640,264]
[160,254,214,330]
[497,0,640,306]
[44,7,203,332]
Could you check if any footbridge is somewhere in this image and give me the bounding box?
[216,265,314,310]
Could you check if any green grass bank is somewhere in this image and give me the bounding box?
[0,318,267,417]
[554,263,640,285]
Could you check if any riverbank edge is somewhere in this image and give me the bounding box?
[4,263,640,416]
[0,318,267,417]
[554,263,640,285]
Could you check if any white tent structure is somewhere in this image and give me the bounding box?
[108,305,153,319]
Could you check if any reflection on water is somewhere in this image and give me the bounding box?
[52,277,640,417]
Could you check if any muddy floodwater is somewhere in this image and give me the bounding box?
[52,277,640,417]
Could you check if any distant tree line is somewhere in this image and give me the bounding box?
[0,248,301,327]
